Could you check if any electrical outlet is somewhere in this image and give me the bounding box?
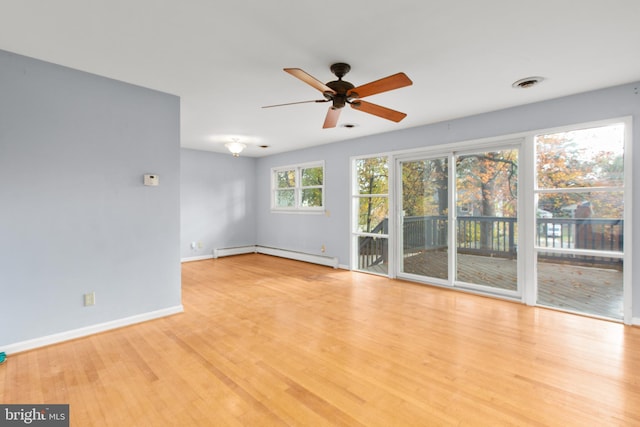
[197,241,203,249]
[321,244,326,253]
[190,242,196,250]
[84,292,95,307]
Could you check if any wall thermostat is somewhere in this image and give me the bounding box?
[144,174,159,186]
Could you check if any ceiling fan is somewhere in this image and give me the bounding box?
[263,63,413,129]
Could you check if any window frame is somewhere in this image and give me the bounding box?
[349,116,632,324]
[271,161,325,213]
[350,153,392,275]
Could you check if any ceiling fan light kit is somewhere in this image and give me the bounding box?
[264,63,413,129]
[225,140,246,157]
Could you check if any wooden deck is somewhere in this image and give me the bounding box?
[367,252,624,320]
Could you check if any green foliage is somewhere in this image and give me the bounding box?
[401,158,448,216]
[536,124,624,218]
[356,157,388,233]
[274,165,323,208]
[301,166,323,186]
[456,150,518,218]
[356,157,388,194]
[301,188,322,207]
[276,169,295,188]
[301,166,323,207]
[275,189,295,207]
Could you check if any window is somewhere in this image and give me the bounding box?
[351,155,390,274]
[534,122,627,320]
[349,118,631,323]
[272,162,324,212]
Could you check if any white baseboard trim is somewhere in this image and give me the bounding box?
[632,317,640,326]
[3,305,184,355]
[256,246,339,269]
[181,254,214,263]
[213,245,257,258]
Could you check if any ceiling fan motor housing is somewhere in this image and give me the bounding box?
[325,63,357,109]
[324,81,355,108]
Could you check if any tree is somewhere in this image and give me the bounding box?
[456,150,518,250]
[300,166,323,207]
[536,132,624,218]
[456,150,518,217]
[401,158,448,217]
[356,157,388,233]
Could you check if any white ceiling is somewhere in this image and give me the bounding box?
[2,1,639,157]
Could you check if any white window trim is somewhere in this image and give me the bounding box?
[530,117,632,323]
[271,160,325,214]
[350,153,393,275]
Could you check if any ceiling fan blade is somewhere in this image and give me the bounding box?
[284,68,336,94]
[351,100,407,122]
[348,72,413,99]
[323,107,341,128]
[262,99,328,108]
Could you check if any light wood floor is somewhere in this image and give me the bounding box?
[2,254,639,426]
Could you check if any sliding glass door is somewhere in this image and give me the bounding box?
[455,148,519,292]
[399,156,449,282]
[397,144,520,296]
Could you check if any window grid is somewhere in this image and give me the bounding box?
[272,162,324,212]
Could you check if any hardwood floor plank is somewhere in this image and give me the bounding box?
[1,253,640,426]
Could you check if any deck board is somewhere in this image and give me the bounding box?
[382,252,623,319]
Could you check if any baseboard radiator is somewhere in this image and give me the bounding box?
[213,245,339,269]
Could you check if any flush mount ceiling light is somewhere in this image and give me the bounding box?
[225,138,246,157]
[512,76,545,89]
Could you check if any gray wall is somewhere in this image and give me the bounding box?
[180,148,256,259]
[255,81,640,317]
[0,50,181,346]
[254,145,351,260]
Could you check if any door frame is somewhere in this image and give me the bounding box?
[394,139,524,301]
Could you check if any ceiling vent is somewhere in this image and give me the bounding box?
[341,123,358,129]
[512,76,545,89]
